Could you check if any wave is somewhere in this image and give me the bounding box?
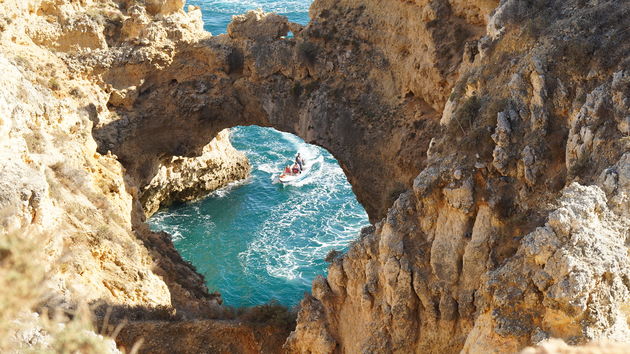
[150,211,216,242]
[149,125,369,306]
[193,0,311,14]
[210,176,253,198]
[238,154,366,282]
[257,162,278,174]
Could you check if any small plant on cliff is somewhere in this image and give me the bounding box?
[24,130,46,154]
[0,229,46,351]
[445,95,511,159]
[0,227,114,352]
[49,78,61,91]
[449,95,480,135]
[458,95,481,129]
[448,73,471,102]
[303,81,320,95]
[13,54,34,72]
[291,82,303,98]
[238,300,297,331]
[85,7,109,26]
[70,87,82,98]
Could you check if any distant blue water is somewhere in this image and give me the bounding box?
[187,0,311,35]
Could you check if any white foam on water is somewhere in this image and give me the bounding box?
[202,0,311,14]
[151,125,369,305]
[150,219,186,242]
[170,231,184,241]
[238,149,366,282]
[282,155,324,187]
[210,176,253,198]
[257,163,277,174]
[149,195,219,242]
[274,130,326,187]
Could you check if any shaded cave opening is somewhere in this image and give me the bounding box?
[148,126,369,308]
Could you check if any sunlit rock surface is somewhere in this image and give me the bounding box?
[1,0,629,352]
[140,130,250,217]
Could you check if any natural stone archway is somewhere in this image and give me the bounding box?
[2,0,630,352]
[84,2,630,351]
[90,3,485,222]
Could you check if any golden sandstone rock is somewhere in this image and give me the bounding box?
[0,0,629,352]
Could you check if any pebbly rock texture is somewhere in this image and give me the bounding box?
[1,0,630,353]
[462,183,630,352]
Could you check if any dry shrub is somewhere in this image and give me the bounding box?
[0,228,46,351]
[44,304,116,354]
[444,94,512,160]
[458,95,481,129]
[221,300,298,332]
[25,130,47,154]
[237,301,297,331]
[49,78,61,91]
[0,225,116,352]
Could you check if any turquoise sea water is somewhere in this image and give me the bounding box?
[187,0,311,35]
[150,126,368,307]
[150,0,368,308]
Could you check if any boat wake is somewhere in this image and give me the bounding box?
[149,126,369,306]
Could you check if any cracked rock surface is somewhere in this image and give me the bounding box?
[1,0,629,352]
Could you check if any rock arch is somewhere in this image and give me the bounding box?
[92,5,482,221]
[3,0,629,352]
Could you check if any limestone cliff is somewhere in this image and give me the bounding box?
[285,0,630,352]
[140,130,250,217]
[0,0,251,348]
[1,0,629,353]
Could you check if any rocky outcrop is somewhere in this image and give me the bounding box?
[116,319,291,354]
[89,1,479,221]
[0,0,243,345]
[140,130,250,217]
[286,0,630,352]
[1,0,629,353]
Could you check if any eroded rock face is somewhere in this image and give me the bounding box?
[1,0,629,353]
[140,130,250,217]
[286,0,630,352]
[227,9,290,40]
[89,0,493,221]
[0,0,231,325]
[463,183,630,352]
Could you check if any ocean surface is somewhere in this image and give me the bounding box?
[188,0,311,35]
[149,0,367,308]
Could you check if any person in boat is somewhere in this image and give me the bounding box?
[284,165,291,174]
[292,163,300,174]
[295,153,305,171]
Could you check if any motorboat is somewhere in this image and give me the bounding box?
[278,161,309,184]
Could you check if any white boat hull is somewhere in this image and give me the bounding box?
[278,164,309,184]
